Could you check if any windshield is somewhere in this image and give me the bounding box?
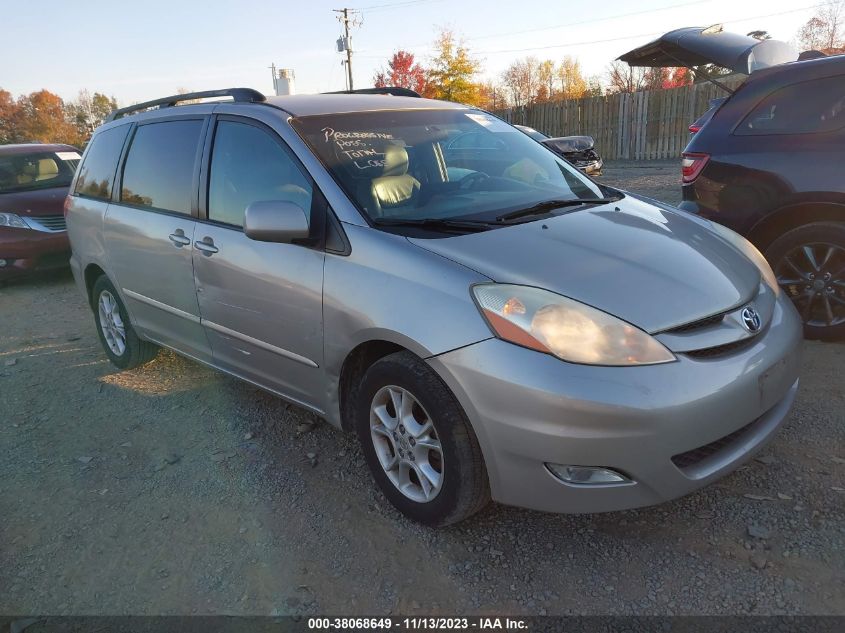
[0,150,81,194]
[292,109,603,225]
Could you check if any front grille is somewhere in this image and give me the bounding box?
[671,418,757,471]
[683,336,756,359]
[27,215,66,232]
[665,313,725,334]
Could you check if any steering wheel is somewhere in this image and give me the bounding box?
[458,171,490,191]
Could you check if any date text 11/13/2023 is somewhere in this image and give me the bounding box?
[307,617,529,630]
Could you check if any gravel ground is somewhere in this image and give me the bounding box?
[2,163,843,616]
[598,160,681,206]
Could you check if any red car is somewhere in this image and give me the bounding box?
[0,143,81,279]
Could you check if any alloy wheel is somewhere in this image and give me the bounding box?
[775,242,845,328]
[369,385,444,503]
[98,290,127,356]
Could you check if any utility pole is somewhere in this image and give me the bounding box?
[334,8,360,91]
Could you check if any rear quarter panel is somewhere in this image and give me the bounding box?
[66,196,110,303]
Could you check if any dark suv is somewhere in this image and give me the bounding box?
[621,27,845,339]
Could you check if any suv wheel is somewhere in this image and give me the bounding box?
[766,221,845,340]
[355,351,490,526]
[92,275,159,369]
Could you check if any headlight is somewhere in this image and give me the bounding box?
[0,213,30,229]
[710,222,779,296]
[472,284,676,366]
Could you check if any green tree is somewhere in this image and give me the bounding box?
[426,29,483,105]
[67,90,118,139]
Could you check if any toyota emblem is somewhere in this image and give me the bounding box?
[741,306,761,333]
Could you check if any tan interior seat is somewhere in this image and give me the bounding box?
[370,145,420,217]
[35,158,59,181]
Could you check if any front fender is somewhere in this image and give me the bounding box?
[321,223,494,425]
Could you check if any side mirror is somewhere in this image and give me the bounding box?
[244,200,310,243]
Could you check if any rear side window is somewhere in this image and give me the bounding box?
[736,75,845,135]
[74,125,130,200]
[208,120,313,227]
[121,120,203,214]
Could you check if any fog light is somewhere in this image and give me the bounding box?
[546,463,632,486]
[0,259,7,267]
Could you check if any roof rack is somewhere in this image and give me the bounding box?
[323,87,421,98]
[105,88,266,122]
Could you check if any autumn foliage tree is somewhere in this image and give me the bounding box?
[798,0,845,52]
[11,90,81,145]
[425,29,483,105]
[373,50,428,94]
[0,88,119,147]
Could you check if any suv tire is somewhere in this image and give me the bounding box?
[765,221,845,341]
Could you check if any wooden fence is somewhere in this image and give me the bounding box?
[494,79,743,160]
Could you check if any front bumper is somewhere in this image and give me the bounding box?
[575,158,603,175]
[428,293,802,514]
[0,227,70,279]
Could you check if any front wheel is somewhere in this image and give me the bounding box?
[92,275,159,369]
[765,222,845,341]
[355,351,490,526]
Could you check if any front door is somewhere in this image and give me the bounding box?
[192,117,325,409]
[105,117,211,362]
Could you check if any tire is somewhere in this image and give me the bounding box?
[764,221,845,341]
[91,275,159,369]
[354,351,490,526]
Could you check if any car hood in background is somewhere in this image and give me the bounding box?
[409,196,761,333]
[618,25,798,75]
[0,185,68,218]
[542,135,595,153]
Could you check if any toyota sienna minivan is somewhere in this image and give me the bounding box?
[66,88,802,526]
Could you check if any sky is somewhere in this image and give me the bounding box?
[2,0,827,105]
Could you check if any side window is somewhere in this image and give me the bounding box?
[121,120,203,213]
[737,75,845,135]
[74,125,130,200]
[208,120,313,228]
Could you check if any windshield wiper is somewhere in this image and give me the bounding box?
[495,197,621,223]
[372,217,493,233]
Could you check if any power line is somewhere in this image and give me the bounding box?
[473,2,832,55]
[467,0,711,42]
[357,0,441,11]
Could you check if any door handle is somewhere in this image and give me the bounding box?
[195,237,219,256]
[168,230,191,247]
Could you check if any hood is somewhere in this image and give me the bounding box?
[618,25,798,75]
[0,185,68,217]
[542,136,594,153]
[409,196,761,333]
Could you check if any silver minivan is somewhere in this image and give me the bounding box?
[67,88,802,526]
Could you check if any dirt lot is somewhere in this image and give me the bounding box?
[2,162,843,616]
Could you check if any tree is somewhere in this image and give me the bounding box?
[426,29,483,105]
[605,60,649,94]
[798,1,845,52]
[501,57,541,108]
[537,60,556,101]
[67,90,118,138]
[475,80,505,111]
[585,76,604,97]
[373,50,428,94]
[662,67,692,89]
[0,89,20,144]
[557,56,588,99]
[12,90,81,146]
